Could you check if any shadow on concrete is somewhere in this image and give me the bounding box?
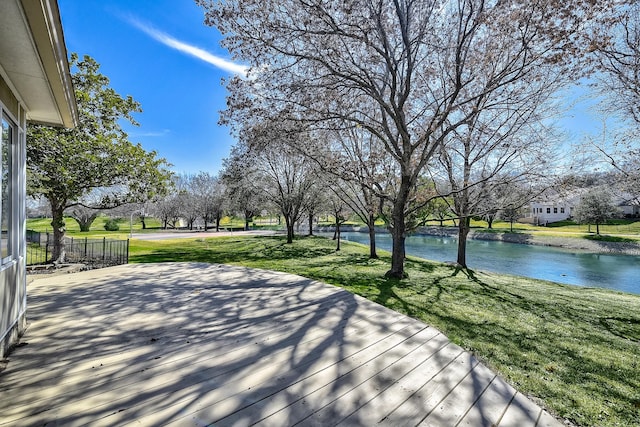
[0,262,556,426]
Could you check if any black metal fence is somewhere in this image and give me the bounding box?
[26,230,129,267]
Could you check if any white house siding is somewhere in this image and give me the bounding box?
[0,77,27,358]
[620,204,640,217]
[529,203,573,225]
[0,0,76,358]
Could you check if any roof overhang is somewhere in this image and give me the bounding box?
[0,0,77,127]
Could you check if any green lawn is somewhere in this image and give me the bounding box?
[318,216,640,240]
[128,235,640,427]
[27,216,162,238]
[26,216,248,239]
[28,216,640,241]
[448,218,640,237]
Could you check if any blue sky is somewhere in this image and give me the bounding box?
[58,0,246,175]
[58,1,608,176]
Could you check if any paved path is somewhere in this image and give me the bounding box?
[131,230,278,241]
[0,263,561,426]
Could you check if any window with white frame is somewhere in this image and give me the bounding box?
[1,112,15,263]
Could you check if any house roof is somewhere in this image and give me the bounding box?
[0,0,77,127]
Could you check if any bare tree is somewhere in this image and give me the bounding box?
[67,205,101,232]
[260,146,318,243]
[573,189,621,235]
[318,127,391,258]
[152,195,182,229]
[593,3,640,124]
[329,177,380,258]
[437,101,556,267]
[202,0,614,277]
[581,120,640,216]
[584,3,640,207]
[500,206,523,233]
[190,172,225,231]
[326,190,351,251]
[225,123,319,243]
[222,158,265,231]
[66,188,136,232]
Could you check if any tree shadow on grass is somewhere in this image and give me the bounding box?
[127,236,640,425]
[130,235,337,265]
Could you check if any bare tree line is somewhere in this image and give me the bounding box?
[194,0,638,274]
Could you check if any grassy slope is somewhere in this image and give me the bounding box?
[129,235,640,427]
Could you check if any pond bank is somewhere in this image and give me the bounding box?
[315,225,640,256]
[466,229,640,256]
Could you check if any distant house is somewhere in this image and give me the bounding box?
[1,0,77,357]
[524,189,640,226]
[528,201,574,225]
[616,194,640,217]
[523,190,581,225]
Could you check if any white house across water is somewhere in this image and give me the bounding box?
[528,201,574,225]
[0,0,77,357]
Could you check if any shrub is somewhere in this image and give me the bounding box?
[104,218,120,231]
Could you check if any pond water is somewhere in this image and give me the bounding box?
[332,232,640,295]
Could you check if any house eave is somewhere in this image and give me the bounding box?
[0,0,77,128]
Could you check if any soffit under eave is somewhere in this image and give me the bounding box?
[0,0,77,128]
[21,0,77,128]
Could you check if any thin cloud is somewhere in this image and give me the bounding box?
[129,129,171,138]
[126,16,248,76]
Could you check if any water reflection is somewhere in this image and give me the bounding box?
[334,232,640,295]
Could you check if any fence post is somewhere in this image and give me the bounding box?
[103,237,106,261]
[84,237,88,258]
[126,239,129,264]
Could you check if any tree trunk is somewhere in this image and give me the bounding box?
[457,217,471,268]
[245,210,251,231]
[308,212,314,236]
[70,210,98,232]
[50,203,66,263]
[141,216,147,230]
[285,215,294,243]
[385,181,409,278]
[387,221,406,278]
[215,214,221,232]
[75,217,93,232]
[335,215,341,251]
[487,217,493,229]
[596,222,600,235]
[367,213,378,259]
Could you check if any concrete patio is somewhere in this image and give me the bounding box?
[0,263,560,426]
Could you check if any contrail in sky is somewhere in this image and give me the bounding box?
[126,17,248,76]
